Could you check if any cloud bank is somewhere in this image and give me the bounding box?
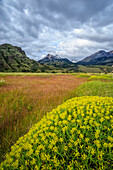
[0,0,113,61]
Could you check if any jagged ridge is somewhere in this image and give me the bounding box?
[77,50,113,66]
[38,54,73,68]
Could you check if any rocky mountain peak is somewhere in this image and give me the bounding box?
[109,50,113,54]
[38,54,73,65]
[77,49,113,66]
[45,54,61,60]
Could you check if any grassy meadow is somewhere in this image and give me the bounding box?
[0,73,87,162]
[0,73,113,169]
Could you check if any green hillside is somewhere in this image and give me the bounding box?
[0,44,46,72]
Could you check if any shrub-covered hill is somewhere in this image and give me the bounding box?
[1,96,113,169]
[0,44,46,72]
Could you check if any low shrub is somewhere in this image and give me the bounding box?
[0,96,113,169]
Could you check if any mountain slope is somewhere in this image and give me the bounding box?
[38,54,74,68]
[77,50,113,66]
[0,44,45,72]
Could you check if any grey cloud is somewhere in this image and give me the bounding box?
[35,0,113,27]
[0,0,113,60]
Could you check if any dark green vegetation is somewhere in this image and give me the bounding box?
[0,44,113,73]
[0,44,47,72]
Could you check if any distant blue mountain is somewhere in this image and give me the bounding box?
[77,50,113,66]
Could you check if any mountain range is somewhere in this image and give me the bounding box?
[39,50,113,66]
[0,43,113,73]
[77,50,113,66]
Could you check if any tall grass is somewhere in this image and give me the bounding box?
[0,74,87,162]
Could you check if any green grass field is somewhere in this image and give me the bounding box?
[76,81,113,97]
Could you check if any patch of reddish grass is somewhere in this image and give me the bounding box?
[0,74,87,162]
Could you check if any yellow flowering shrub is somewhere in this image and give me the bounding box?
[0,96,113,169]
[88,74,113,81]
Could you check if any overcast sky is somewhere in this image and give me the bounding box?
[0,0,113,61]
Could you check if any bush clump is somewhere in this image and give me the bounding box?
[0,96,113,169]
